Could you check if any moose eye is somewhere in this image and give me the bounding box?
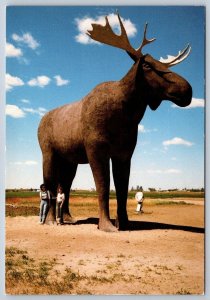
[142,62,151,70]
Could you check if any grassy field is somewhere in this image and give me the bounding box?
[6,190,204,199]
[5,190,204,218]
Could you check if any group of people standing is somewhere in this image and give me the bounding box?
[39,185,145,225]
[39,183,65,225]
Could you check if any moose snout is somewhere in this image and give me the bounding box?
[176,81,192,107]
[167,77,192,108]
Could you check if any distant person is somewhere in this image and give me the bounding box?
[56,185,65,225]
[135,189,144,213]
[39,184,50,224]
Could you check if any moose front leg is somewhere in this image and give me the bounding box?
[87,145,117,232]
[56,160,78,223]
[112,158,131,230]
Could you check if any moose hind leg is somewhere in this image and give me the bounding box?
[112,158,130,230]
[57,161,78,223]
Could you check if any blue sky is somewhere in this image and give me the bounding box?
[6,6,205,190]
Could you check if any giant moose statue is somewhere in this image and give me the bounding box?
[38,13,192,231]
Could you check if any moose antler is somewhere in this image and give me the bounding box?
[159,44,191,67]
[87,13,156,62]
[135,23,156,57]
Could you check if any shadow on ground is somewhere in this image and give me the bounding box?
[66,218,204,234]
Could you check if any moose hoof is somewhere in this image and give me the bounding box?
[115,216,129,231]
[68,217,77,224]
[98,220,118,232]
[63,214,77,224]
[45,220,57,225]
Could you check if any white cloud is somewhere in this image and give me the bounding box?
[76,33,92,44]
[23,107,47,117]
[172,98,205,109]
[14,160,38,166]
[28,76,51,88]
[13,162,22,165]
[165,169,182,174]
[138,124,157,133]
[138,124,146,133]
[6,102,47,118]
[147,168,181,174]
[6,73,24,91]
[25,161,38,166]
[21,99,30,104]
[75,13,137,45]
[6,42,22,57]
[163,137,193,147]
[147,169,163,174]
[38,107,47,112]
[54,75,70,86]
[6,104,25,118]
[12,32,40,50]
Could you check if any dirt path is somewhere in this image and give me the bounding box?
[6,203,204,295]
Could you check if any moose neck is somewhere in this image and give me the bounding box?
[120,61,148,124]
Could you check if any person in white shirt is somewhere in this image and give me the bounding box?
[56,185,65,224]
[39,184,50,224]
[135,190,144,213]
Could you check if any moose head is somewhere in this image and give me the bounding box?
[87,13,192,111]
